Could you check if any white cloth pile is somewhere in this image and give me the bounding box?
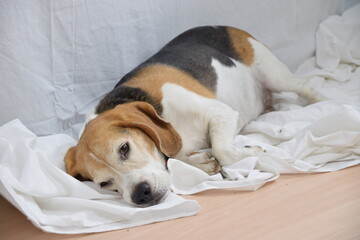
[0,120,200,233]
[1,4,359,234]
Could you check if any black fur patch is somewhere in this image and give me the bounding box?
[98,26,241,112]
[118,26,238,92]
[74,174,90,182]
[96,86,161,114]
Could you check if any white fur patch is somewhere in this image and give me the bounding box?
[161,83,211,160]
[212,58,264,123]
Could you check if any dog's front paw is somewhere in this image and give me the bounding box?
[214,145,267,166]
[187,151,221,175]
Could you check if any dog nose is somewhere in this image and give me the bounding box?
[131,182,153,205]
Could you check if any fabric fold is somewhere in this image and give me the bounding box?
[0,119,200,234]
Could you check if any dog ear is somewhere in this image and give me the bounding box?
[64,146,82,179]
[64,147,91,181]
[114,102,182,157]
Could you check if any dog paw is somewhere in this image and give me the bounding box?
[187,151,221,175]
[214,145,267,166]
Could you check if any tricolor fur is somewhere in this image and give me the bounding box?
[64,26,325,207]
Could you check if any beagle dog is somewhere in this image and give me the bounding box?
[64,26,324,207]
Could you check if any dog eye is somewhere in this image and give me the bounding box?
[119,142,130,160]
[99,180,112,188]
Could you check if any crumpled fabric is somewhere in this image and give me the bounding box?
[169,4,360,195]
[0,119,200,234]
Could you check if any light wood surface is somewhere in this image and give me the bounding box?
[1,165,360,240]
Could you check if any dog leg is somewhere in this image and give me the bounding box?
[162,84,265,171]
[249,38,327,103]
[187,150,221,175]
[207,102,266,166]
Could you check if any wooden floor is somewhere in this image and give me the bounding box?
[1,165,360,240]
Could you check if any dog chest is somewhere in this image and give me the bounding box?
[160,83,213,158]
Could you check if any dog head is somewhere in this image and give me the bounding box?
[64,102,182,207]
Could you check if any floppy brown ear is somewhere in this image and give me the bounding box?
[113,102,182,157]
[64,146,80,177]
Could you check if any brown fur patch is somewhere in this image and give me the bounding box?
[83,120,149,172]
[123,64,216,105]
[78,124,150,176]
[64,146,79,177]
[262,88,274,113]
[130,128,163,164]
[67,101,181,180]
[226,27,255,66]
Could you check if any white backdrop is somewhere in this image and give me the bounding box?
[0,0,358,138]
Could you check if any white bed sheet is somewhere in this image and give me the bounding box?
[0,1,359,235]
[0,119,200,233]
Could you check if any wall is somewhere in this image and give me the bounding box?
[0,0,357,137]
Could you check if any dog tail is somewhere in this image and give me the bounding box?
[292,78,328,104]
